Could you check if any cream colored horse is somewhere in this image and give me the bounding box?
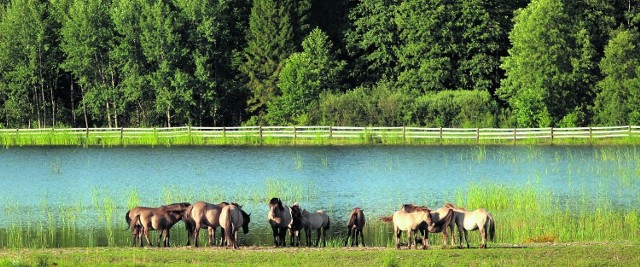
[443,203,495,248]
[219,203,251,249]
[268,198,293,247]
[381,204,433,249]
[301,209,331,247]
[183,201,229,247]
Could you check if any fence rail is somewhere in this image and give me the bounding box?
[1,126,639,145]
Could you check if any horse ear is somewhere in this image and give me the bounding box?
[248,213,252,217]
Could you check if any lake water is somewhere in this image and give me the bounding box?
[1,145,638,246]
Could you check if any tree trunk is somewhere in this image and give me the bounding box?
[166,109,171,128]
[81,86,88,130]
[106,101,112,128]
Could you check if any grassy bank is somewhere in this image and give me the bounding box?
[0,243,638,267]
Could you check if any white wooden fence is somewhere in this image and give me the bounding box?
[1,126,639,144]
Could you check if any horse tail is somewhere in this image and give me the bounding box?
[380,215,393,223]
[325,216,331,230]
[488,214,495,242]
[125,210,131,230]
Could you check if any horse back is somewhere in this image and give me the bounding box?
[393,210,426,231]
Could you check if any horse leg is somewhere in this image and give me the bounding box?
[464,229,470,248]
[449,223,455,249]
[394,226,401,249]
[480,226,487,249]
[344,228,352,246]
[315,228,321,247]
[322,227,327,247]
[359,228,365,247]
[220,227,226,246]
[143,227,153,247]
[279,227,287,247]
[271,226,279,247]
[164,229,171,247]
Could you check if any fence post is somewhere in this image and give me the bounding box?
[293,126,297,144]
[120,127,124,145]
[550,127,554,143]
[476,128,480,143]
[259,126,263,139]
[329,126,333,139]
[403,126,406,144]
[513,128,517,144]
[439,128,443,141]
[223,127,226,139]
[188,126,192,145]
[589,127,593,144]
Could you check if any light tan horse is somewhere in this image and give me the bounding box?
[219,202,251,249]
[300,209,331,247]
[380,204,433,249]
[125,202,190,247]
[268,197,293,247]
[344,207,366,247]
[182,201,229,247]
[443,203,495,248]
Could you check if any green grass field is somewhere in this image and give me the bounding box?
[0,242,637,267]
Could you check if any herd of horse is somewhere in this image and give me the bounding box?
[124,198,495,250]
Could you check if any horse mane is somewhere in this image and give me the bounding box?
[163,202,191,212]
[402,204,430,213]
[444,202,466,211]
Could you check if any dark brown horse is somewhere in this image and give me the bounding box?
[219,202,251,249]
[417,207,455,248]
[125,202,190,247]
[344,207,366,247]
[182,201,229,247]
[290,203,304,247]
[268,197,292,247]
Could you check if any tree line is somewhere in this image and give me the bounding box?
[1,0,639,129]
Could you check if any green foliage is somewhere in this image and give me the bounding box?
[411,90,498,128]
[0,0,60,128]
[498,0,596,128]
[594,29,640,125]
[267,28,345,125]
[0,0,638,128]
[315,81,408,126]
[240,0,296,124]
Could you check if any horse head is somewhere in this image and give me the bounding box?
[242,211,251,234]
[348,208,363,228]
[268,197,284,211]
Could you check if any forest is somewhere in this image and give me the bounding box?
[1,0,640,129]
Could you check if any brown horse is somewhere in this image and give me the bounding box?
[182,201,229,247]
[344,207,366,247]
[268,197,293,247]
[419,207,455,248]
[125,202,190,247]
[289,203,304,247]
[219,202,251,249]
[381,204,433,249]
[300,209,331,247]
[443,203,496,248]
